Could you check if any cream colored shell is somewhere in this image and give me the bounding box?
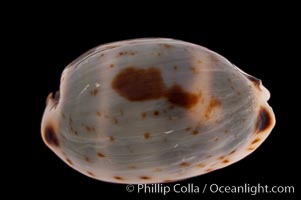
[41,38,275,184]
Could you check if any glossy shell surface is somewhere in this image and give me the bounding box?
[41,38,275,184]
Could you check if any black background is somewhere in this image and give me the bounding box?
[5,3,299,200]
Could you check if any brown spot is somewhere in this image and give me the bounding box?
[87,171,95,177]
[153,110,160,116]
[192,129,199,135]
[144,132,151,139]
[163,179,175,183]
[113,176,124,180]
[248,147,255,151]
[224,129,229,134]
[112,117,119,124]
[229,149,236,155]
[141,112,147,119]
[109,136,115,142]
[206,155,212,158]
[97,152,105,158]
[185,127,192,132]
[119,51,135,56]
[204,96,221,120]
[84,156,90,162]
[196,163,206,168]
[112,67,165,101]
[157,52,161,56]
[180,162,190,167]
[90,88,98,96]
[244,73,261,90]
[96,111,102,117]
[140,176,151,180]
[71,128,78,135]
[222,159,230,164]
[190,66,197,73]
[109,64,115,68]
[163,44,172,48]
[166,84,199,109]
[173,65,178,70]
[252,138,260,144]
[219,156,225,160]
[256,107,272,133]
[128,165,137,169]
[206,168,213,172]
[84,125,95,132]
[213,137,219,142]
[66,158,73,166]
[119,110,124,116]
[104,45,120,50]
[197,60,203,64]
[44,126,59,147]
[153,168,162,172]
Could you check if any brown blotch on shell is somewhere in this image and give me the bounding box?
[96,111,102,117]
[112,67,165,101]
[162,44,172,48]
[84,125,95,132]
[90,88,98,96]
[119,51,136,56]
[256,107,272,133]
[44,126,59,147]
[112,117,119,125]
[153,168,162,172]
[153,110,160,116]
[144,132,151,139]
[196,163,206,168]
[112,67,199,109]
[185,127,192,132]
[109,136,115,142]
[222,159,230,164]
[180,162,190,167]
[166,84,199,109]
[66,158,73,166]
[114,176,124,180]
[204,96,221,120]
[128,165,137,169]
[84,156,90,162]
[140,176,151,180]
[97,152,105,158]
[229,149,236,155]
[141,112,147,119]
[206,168,213,172]
[218,156,225,160]
[252,138,261,144]
[192,129,199,135]
[163,179,175,183]
[87,171,95,177]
